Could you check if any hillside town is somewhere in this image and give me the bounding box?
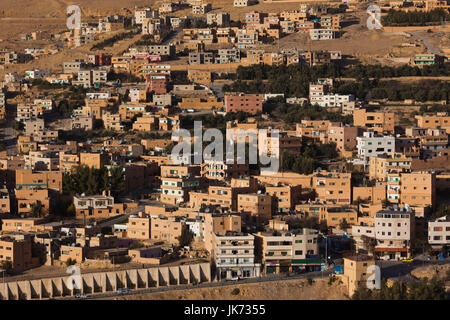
[0,0,449,301]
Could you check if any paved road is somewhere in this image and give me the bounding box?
[407,31,442,55]
[57,269,334,300]
[378,255,450,279]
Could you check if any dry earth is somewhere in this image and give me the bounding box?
[107,277,348,300]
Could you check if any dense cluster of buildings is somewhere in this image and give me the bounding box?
[0,1,448,299]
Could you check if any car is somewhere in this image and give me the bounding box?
[116,288,130,295]
[401,258,414,263]
[75,293,87,299]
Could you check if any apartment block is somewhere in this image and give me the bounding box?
[428,215,450,248]
[310,29,334,40]
[127,212,151,240]
[74,195,124,221]
[215,48,240,64]
[201,160,249,181]
[265,184,302,213]
[213,214,242,235]
[150,216,182,244]
[224,93,263,115]
[0,235,41,273]
[386,171,436,207]
[374,208,415,260]
[413,53,445,66]
[71,115,94,130]
[237,193,272,222]
[206,12,230,26]
[326,123,361,152]
[192,3,212,15]
[80,152,109,169]
[353,108,395,134]
[254,228,320,274]
[356,131,396,166]
[415,113,450,134]
[312,171,351,205]
[74,70,107,88]
[189,52,214,65]
[213,232,260,280]
[369,154,413,181]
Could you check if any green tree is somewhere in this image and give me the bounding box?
[177,225,194,248]
[339,218,350,231]
[30,203,42,218]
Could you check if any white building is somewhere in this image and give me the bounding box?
[134,8,158,25]
[357,131,395,166]
[310,29,334,40]
[428,215,450,248]
[214,232,260,280]
[374,208,414,260]
[86,92,111,100]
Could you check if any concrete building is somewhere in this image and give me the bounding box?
[428,215,450,249]
[224,93,263,115]
[309,29,334,40]
[80,152,109,169]
[192,3,212,14]
[150,216,183,244]
[74,195,124,221]
[415,113,450,134]
[75,70,107,88]
[374,208,415,260]
[127,212,151,240]
[189,52,214,65]
[386,171,436,207]
[312,171,352,205]
[215,48,241,64]
[342,255,376,297]
[237,193,272,222]
[369,154,413,181]
[265,184,302,213]
[188,69,211,84]
[206,12,230,26]
[356,131,396,166]
[354,108,395,134]
[0,235,41,273]
[71,116,94,130]
[326,123,362,153]
[201,160,249,181]
[213,232,260,280]
[103,112,123,131]
[254,228,321,274]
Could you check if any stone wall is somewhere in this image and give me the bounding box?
[0,263,211,300]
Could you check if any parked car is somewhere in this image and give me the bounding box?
[117,288,130,295]
[75,293,87,299]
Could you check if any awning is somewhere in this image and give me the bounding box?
[375,248,408,252]
[291,258,325,265]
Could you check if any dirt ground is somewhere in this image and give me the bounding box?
[410,263,450,281]
[0,0,445,73]
[108,277,349,300]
